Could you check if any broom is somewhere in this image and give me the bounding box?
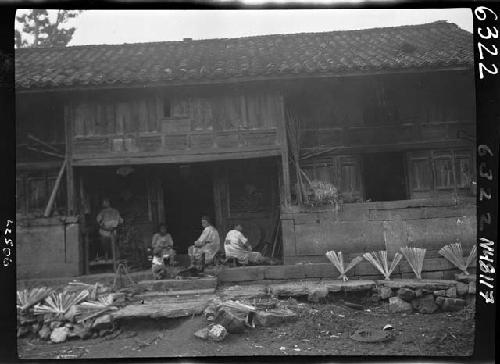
[400,247,426,280]
[363,251,402,280]
[17,287,53,312]
[439,243,477,275]
[325,251,363,281]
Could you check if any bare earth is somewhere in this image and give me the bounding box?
[18,301,475,359]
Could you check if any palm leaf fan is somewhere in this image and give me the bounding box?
[439,243,477,275]
[400,247,426,280]
[363,251,402,280]
[34,290,89,316]
[16,287,53,311]
[326,251,363,281]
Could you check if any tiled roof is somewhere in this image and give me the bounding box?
[15,21,473,90]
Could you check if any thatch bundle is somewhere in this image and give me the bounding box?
[400,247,426,280]
[34,290,89,316]
[439,243,477,275]
[17,287,53,311]
[363,251,402,280]
[325,251,363,281]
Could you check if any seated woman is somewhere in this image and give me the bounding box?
[224,223,269,265]
[151,224,175,279]
[188,216,220,269]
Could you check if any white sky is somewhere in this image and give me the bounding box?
[18,9,473,46]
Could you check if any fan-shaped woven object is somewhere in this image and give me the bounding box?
[326,251,363,281]
[439,243,476,275]
[363,251,402,280]
[400,247,426,280]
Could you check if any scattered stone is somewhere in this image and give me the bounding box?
[441,298,466,312]
[411,295,438,314]
[38,325,51,340]
[254,308,297,327]
[308,287,329,303]
[445,287,457,298]
[378,287,392,300]
[214,307,249,333]
[468,281,476,295]
[208,324,227,342]
[370,293,381,303]
[194,327,210,340]
[92,314,113,331]
[388,297,413,314]
[68,324,91,340]
[433,290,446,297]
[435,296,445,306]
[397,288,416,302]
[50,327,69,343]
[456,282,469,296]
[415,288,423,298]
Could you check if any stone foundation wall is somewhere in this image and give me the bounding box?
[281,197,476,269]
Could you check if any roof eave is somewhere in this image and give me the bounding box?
[15,65,474,94]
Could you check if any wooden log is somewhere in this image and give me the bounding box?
[112,300,210,320]
[44,159,67,217]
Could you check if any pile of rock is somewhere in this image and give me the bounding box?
[194,298,298,342]
[17,285,129,344]
[373,276,476,315]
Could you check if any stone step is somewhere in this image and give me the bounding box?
[137,277,217,292]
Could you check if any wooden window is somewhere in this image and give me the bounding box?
[455,154,473,189]
[433,156,455,190]
[26,177,47,211]
[409,158,433,191]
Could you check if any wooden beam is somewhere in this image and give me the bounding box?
[27,133,61,153]
[43,159,67,217]
[26,146,64,159]
[277,95,291,207]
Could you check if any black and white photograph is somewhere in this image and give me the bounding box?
[8,6,493,360]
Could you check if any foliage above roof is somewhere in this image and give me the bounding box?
[15,21,473,90]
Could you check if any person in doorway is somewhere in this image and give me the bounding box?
[224,223,270,265]
[151,224,176,279]
[188,216,220,269]
[96,198,123,262]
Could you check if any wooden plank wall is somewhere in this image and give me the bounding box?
[69,88,284,160]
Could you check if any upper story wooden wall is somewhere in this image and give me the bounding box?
[286,70,476,154]
[68,86,284,162]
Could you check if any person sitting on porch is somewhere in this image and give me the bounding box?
[96,198,123,262]
[151,223,176,279]
[188,216,220,268]
[224,223,269,265]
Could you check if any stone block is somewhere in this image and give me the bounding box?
[411,294,438,314]
[441,298,466,312]
[308,287,329,303]
[38,325,51,340]
[254,308,297,327]
[378,286,393,300]
[435,296,445,306]
[415,288,423,298]
[445,287,457,298]
[456,282,469,296]
[434,290,446,297]
[92,314,113,331]
[468,281,476,295]
[397,288,416,302]
[264,265,306,280]
[388,296,413,314]
[208,324,227,342]
[194,327,209,340]
[50,327,69,343]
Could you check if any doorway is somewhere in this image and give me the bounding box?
[362,152,407,201]
[161,163,215,254]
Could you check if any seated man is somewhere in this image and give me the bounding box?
[188,216,220,269]
[224,223,270,265]
[151,224,175,280]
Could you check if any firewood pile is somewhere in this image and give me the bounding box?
[16,281,137,343]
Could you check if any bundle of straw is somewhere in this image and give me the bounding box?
[325,251,363,281]
[363,251,402,280]
[400,247,426,280]
[34,290,89,316]
[16,287,53,311]
[439,243,477,275]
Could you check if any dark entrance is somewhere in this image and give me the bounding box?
[161,163,215,254]
[362,152,407,201]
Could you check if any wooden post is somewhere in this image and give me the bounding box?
[64,104,76,215]
[43,159,67,217]
[278,95,291,208]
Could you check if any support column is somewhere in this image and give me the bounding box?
[278,95,291,208]
[64,104,76,215]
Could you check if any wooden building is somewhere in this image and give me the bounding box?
[15,21,476,279]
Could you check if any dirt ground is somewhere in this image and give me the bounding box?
[18,300,475,359]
